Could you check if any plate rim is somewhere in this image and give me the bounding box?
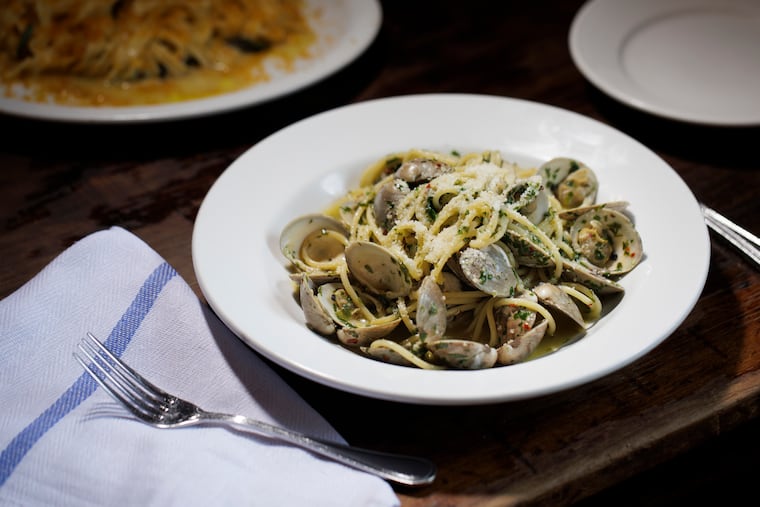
[192,93,711,405]
[0,0,382,124]
[569,0,760,127]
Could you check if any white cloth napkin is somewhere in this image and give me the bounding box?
[0,226,400,507]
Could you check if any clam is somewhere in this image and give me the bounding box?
[491,292,549,365]
[539,157,598,209]
[415,276,447,341]
[507,176,550,225]
[561,258,624,294]
[496,320,549,365]
[502,223,554,267]
[456,243,520,297]
[280,214,348,272]
[428,339,498,369]
[363,340,417,366]
[363,336,432,367]
[520,187,550,225]
[344,241,412,298]
[337,323,401,347]
[557,200,629,221]
[314,282,400,346]
[298,275,336,336]
[373,178,410,231]
[569,208,643,275]
[440,270,463,292]
[533,282,585,328]
[395,157,452,184]
[493,292,539,345]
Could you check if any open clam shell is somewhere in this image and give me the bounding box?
[344,241,412,298]
[456,243,520,297]
[280,214,348,270]
[533,282,585,328]
[569,208,643,275]
[313,282,401,346]
[508,176,550,225]
[558,200,629,221]
[539,157,598,209]
[428,339,498,369]
[502,224,554,268]
[496,320,549,366]
[337,322,401,347]
[299,275,337,336]
[415,276,447,341]
[373,178,410,231]
[561,258,624,294]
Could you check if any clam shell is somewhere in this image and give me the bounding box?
[428,339,498,369]
[457,243,520,297]
[344,241,412,298]
[539,157,598,209]
[569,208,643,275]
[280,214,348,265]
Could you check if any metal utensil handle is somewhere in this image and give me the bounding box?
[200,411,437,486]
[701,204,760,269]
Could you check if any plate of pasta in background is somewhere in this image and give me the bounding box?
[192,93,711,405]
[0,0,381,123]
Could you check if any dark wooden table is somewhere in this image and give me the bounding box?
[2,1,759,505]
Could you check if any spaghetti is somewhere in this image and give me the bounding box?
[281,149,643,370]
[0,0,315,106]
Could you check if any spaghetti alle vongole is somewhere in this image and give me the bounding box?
[280,149,644,370]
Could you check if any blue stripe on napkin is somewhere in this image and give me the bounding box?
[0,262,177,486]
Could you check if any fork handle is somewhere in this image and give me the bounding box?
[198,412,436,486]
[701,204,760,269]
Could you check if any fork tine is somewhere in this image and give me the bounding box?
[82,332,166,402]
[74,333,161,419]
[73,346,149,419]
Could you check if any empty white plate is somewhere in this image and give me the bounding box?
[570,0,760,126]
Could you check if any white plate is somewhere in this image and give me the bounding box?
[569,0,760,126]
[192,93,710,405]
[0,0,381,124]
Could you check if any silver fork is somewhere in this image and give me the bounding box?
[73,332,436,487]
[701,204,760,269]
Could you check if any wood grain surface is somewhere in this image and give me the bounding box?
[2,1,759,505]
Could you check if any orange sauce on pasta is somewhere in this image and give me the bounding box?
[1,2,317,107]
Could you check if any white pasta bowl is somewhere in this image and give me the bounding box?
[192,93,710,405]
